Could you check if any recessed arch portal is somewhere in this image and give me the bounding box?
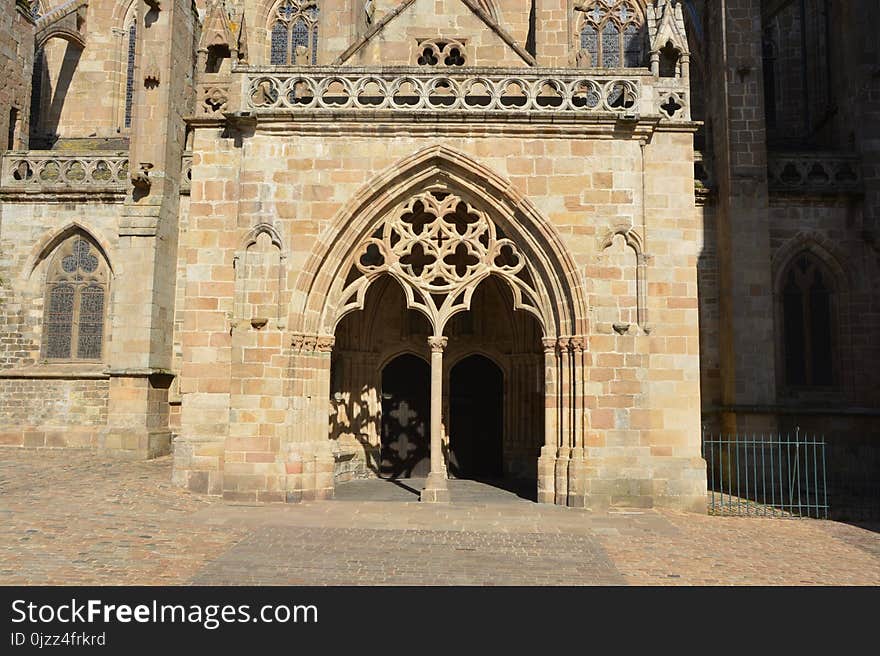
[304,146,586,503]
[293,145,587,342]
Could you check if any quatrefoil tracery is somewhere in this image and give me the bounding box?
[342,190,540,334]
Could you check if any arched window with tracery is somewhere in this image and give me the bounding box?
[124,18,137,128]
[780,252,834,387]
[576,0,645,68]
[269,0,320,65]
[42,235,110,361]
[761,0,832,147]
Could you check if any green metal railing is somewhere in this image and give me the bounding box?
[702,430,828,519]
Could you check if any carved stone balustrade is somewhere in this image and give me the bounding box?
[0,151,129,197]
[238,67,662,119]
[767,152,863,195]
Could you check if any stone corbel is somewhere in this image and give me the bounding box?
[144,55,160,86]
[131,162,153,190]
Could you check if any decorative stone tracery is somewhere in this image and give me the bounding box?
[574,0,646,69]
[269,0,319,65]
[339,189,543,336]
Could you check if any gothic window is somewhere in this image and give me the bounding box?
[124,20,137,128]
[42,236,109,361]
[762,0,832,146]
[269,0,320,65]
[781,253,834,387]
[577,1,645,69]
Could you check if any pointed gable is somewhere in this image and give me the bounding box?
[334,0,535,68]
[200,0,236,51]
[647,0,690,57]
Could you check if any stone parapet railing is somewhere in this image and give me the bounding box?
[238,67,661,117]
[0,151,129,195]
[767,152,863,194]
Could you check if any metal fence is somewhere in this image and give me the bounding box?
[702,431,828,519]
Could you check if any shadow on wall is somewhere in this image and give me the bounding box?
[30,39,83,148]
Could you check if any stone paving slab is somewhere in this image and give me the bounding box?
[190,527,625,586]
[1,449,878,586]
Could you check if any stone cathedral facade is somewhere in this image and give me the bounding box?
[0,0,876,511]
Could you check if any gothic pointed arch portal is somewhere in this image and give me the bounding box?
[293,146,588,505]
[294,145,587,340]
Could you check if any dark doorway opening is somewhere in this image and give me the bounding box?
[380,354,430,479]
[450,354,503,479]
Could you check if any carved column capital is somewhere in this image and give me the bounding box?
[291,333,306,352]
[428,336,448,353]
[557,336,571,353]
[316,335,336,353]
[569,336,585,353]
[541,337,557,353]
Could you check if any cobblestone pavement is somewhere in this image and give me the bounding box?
[1,449,878,586]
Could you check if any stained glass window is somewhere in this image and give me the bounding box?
[270,22,287,65]
[45,285,74,359]
[782,254,834,387]
[291,18,309,61]
[42,237,109,361]
[576,1,644,69]
[623,24,642,67]
[580,24,599,65]
[124,21,137,128]
[268,0,320,65]
[602,22,621,67]
[77,286,105,360]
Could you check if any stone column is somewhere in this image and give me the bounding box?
[567,337,588,508]
[555,337,571,506]
[421,336,450,502]
[537,337,558,504]
[313,336,336,500]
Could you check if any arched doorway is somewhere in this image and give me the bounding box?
[380,354,431,479]
[308,150,591,503]
[449,355,504,479]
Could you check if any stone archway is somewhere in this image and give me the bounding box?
[291,146,590,506]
